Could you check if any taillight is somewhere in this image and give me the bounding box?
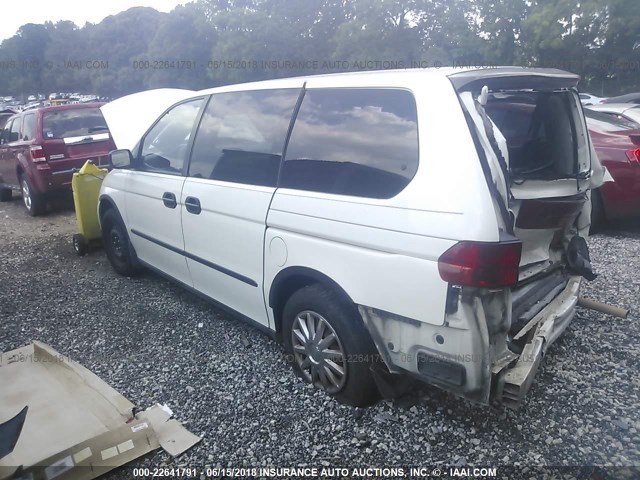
[438,241,522,288]
[625,148,640,164]
[30,145,47,163]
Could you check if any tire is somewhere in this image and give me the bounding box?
[282,284,380,407]
[101,209,142,276]
[0,188,12,202]
[590,188,606,234]
[20,175,45,216]
[73,234,87,256]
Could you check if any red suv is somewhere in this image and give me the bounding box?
[0,103,115,215]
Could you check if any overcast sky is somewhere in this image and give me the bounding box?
[1,0,188,42]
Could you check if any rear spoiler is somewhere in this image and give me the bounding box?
[448,67,580,92]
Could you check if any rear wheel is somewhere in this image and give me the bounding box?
[282,284,380,407]
[0,188,11,202]
[20,175,45,216]
[101,209,142,276]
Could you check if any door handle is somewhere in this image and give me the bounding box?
[185,196,201,215]
[162,192,177,209]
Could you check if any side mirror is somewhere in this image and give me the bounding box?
[109,149,133,169]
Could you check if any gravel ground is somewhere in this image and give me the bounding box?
[1,195,639,477]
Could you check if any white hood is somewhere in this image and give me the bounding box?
[101,88,195,151]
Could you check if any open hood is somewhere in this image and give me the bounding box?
[100,88,195,151]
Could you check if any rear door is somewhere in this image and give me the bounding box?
[181,87,302,327]
[125,98,205,286]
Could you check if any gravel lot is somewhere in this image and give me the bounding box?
[1,194,639,477]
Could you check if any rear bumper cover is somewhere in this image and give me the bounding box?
[358,275,582,407]
[497,275,581,407]
[30,158,110,194]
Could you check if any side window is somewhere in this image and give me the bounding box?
[280,88,419,199]
[22,114,35,141]
[139,98,204,175]
[0,120,12,145]
[188,89,300,187]
[9,117,22,142]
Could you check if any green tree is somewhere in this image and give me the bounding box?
[41,21,85,94]
[144,3,217,90]
[474,0,528,64]
[84,7,167,96]
[0,24,50,97]
[520,0,640,94]
[330,0,423,67]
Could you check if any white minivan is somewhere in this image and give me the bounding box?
[99,67,608,408]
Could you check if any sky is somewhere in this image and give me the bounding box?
[0,0,188,42]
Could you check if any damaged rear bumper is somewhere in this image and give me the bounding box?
[497,275,581,407]
[358,275,582,407]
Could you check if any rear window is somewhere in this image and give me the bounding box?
[280,88,419,199]
[42,108,108,139]
[23,114,36,141]
[0,113,13,130]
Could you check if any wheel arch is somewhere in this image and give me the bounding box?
[98,194,141,272]
[268,266,360,337]
[16,163,26,183]
[98,194,118,221]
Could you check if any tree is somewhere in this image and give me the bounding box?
[144,3,217,90]
[474,0,528,65]
[0,24,50,96]
[330,0,423,67]
[520,0,640,94]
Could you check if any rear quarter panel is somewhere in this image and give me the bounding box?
[265,74,499,326]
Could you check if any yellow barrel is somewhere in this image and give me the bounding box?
[72,161,108,254]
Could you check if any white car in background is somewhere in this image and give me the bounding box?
[586,103,640,127]
[579,93,606,105]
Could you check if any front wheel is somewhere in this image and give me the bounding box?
[283,284,380,407]
[20,176,45,216]
[101,209,142,276]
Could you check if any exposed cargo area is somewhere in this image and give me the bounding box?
[447,69,606,407]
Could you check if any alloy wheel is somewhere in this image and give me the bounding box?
[21,179,31,210]
[291,310,347,393]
